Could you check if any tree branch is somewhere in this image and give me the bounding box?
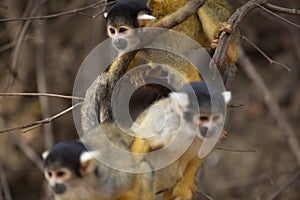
[263,3,300,16]
[211,0,267,89]
[0,161,12,200]
[265,170,300,200]
[0,1,116,22]
[0,102,83,134]
[9,134,44,172]
[257,3,300,30]
[0,92,84,100]
[241,35,291,71]
[238,46,300,168]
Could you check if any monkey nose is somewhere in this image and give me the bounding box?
[113,38,128,50]
[200,127,208,137]
[51,183,66,194]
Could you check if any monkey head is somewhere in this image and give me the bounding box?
[105,0,156,51]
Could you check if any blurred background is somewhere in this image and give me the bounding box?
[0,0,299,199]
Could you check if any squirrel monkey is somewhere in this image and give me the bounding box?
[43,140,154,200]
[148,0,238,64]
[43,141,101,200]
[131,82,231,199]
[105,0,201,85]
[81,77,231,199]
[105,0,238,83]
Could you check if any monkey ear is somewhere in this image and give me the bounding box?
[103,12,108,18]
[137,13,156,27]
[222,91,232,104]
[42,151,49,160]
[80,151,98,175]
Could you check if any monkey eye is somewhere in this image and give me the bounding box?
[212,113,223,123]
[199,115,210,122]
[47,171,53,178]
[56,171,65,177]
[109,28,116,35]
[119,27,128,33]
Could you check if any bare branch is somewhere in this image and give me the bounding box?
[0,92,84,100]
[265,170,300,200]
[0,161,12,200]
[222,170,297,190]
[0,102,83,134]
[256,3,300,30]
[35,18,54,149]
[238,46,300,168]
[227,104,245,108]
[263,3,300,15]
[214,147,258,153]
[0,1,116,22]
[9,134,44,172]
[241,35,291,71]
[5,0,48,90]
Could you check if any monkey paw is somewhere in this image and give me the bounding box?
[128,65,153,87]
[218,22,232,34]
[211,22,232,49]
[221,129,228,141]
[172,183,193,200]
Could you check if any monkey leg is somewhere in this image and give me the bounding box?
[171,158,204,200]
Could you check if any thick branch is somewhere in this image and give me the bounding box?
[211,0,267,89]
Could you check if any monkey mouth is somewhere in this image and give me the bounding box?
[113,39,128,51]
[198,126,217,139]
[51,183,66,194]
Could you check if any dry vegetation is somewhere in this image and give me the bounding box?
[0,0,299,199]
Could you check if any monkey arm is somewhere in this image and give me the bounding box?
[197,0,238,63]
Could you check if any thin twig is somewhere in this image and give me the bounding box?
[257,3,300,30]
[6,0,48,91]
[227,104,245,108]
[0,35,31,53]
[0,102,83,134]
[0,1,115,22]
[35,17,54,149]
[222,170,297,190]
[214,147,258,153]
[9,134,44,172]
[0,161,12,200]
[263,3,300,15]
[265,170,300,200]
[0,92,84,100]
[241,35,291,71]
[238,46,300,168]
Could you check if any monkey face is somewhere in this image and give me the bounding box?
[107,24,140,51]
[197,112,224,138]
[44,167,73,194]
